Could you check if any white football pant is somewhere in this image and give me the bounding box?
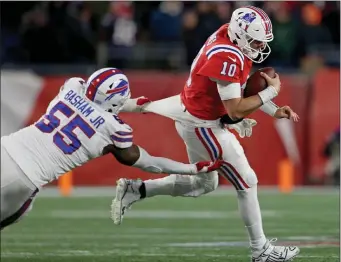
[1,144,38,230]
[143,95,258,197]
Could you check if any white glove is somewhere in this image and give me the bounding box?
[121,97,151,113]
[227,118,257,138]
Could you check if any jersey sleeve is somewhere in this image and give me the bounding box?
[197,52,242,83]
[109,115,134,149]
[111,130,133,149]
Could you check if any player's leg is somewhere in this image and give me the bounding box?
[204,128,299,261]
[1,146,38,230]
[111,121,219,224]
[129,120,219,198]
[141,121,219,198]
[208,129,265,248]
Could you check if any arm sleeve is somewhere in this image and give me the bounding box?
[215,81,242,100]
[260,101,279,116]
[132,146,196,174]
[197,53,242,83]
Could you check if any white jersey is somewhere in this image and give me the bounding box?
[1,77,133,188]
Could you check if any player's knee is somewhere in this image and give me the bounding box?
[230,168,258,192]
[205,174,219,193]
[243,168,258,190]
[246,168,258,187]
[172,173,218,197]
[192,173,219,195]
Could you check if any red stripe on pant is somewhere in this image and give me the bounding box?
[223,161,250,189]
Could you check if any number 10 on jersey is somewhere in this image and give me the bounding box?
[220,61,236,77]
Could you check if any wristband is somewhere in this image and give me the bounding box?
[258,85,278,104]
[260,101,279,116]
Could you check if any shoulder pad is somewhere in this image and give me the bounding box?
[206,44,245,70]
[61,77,86,94]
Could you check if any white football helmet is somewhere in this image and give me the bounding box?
[228,6,274,63]
[84,68,131,114]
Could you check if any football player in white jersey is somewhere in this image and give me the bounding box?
[0,68,223,230]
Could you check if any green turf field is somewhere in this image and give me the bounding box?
[1,188,339,262]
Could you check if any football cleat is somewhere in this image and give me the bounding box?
[251,238,300,262]
[111,178,142,225]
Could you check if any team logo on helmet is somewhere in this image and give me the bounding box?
[240,12,256,31]
[105,79,129,101]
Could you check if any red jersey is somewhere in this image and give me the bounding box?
[181,24,253,120]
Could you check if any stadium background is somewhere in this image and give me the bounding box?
[1,1,340,187]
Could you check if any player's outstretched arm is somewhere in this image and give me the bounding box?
[120,97,151,113]
[103,144,222,175]
[120,95,186,122]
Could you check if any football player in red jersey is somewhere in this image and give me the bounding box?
[114,6,300,262]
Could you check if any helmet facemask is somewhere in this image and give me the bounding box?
[97,89,131,115]
[241,33,272,63]
[107,91,131,114]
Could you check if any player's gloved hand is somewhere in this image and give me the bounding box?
[121,97,151,113]
[194,160,224,174]
[227,118,257,138]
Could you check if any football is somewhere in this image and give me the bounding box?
[243,67,276,97]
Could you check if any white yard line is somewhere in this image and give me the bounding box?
[39,210,278,219]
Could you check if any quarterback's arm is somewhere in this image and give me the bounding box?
[214,79,277,120]
[103,144,221,175]
[199,54,278,121]
[215,79,279,118]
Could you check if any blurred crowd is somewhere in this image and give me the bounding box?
[1,1,340,70]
